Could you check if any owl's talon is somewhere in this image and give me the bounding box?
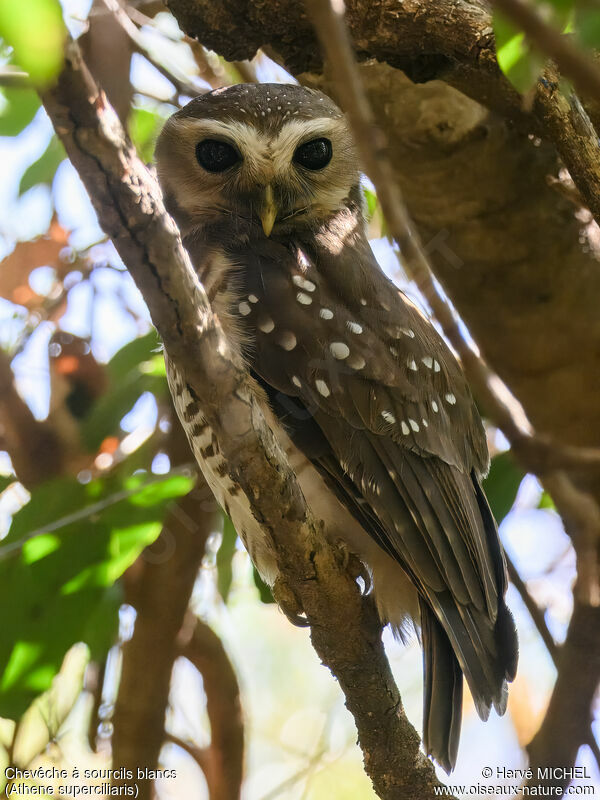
[347,552,372,595]
[273,576,310,628]
[334,539,371,595]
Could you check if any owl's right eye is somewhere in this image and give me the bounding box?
[195,139,240,172]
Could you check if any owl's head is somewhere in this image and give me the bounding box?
[155,83,359,238]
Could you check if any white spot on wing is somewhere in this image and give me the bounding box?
[239,302,251,316]
[432,400,439,412]
[407,357,417,371]
[381,410,396,424]
[316,379,331,397]
[401,421,410,435]
[348,354,366,370]
[347,321,363,334]
[330,342,350,360]
[278,331,297,351]
[296,292,312,305]
[445,393,456,405]
[409,418,420,432]
[292,375,301,387]
[434,360,441,372]
[320,308,334,320]
[422,356,433,369]
[292,275,316,292]
[258,317,275,333]
[248,294,259,304]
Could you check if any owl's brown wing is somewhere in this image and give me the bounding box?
[238,237,517,752]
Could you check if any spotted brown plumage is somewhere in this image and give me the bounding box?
[156,83,518,773]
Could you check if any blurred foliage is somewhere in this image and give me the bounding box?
[0,467,193,717]
[493,0,600,93]
[19,134,65,196]
[483,451,525,524]
[80,331,166,451]
[128,106,165,164]
[0,87,40,137]
[0,0,65,85]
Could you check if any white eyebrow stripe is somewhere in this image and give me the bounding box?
[177,116,345,178]
[177,118,271,173]
[270,118,343,174]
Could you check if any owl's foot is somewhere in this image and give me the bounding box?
[273,575,310,628]
[334,539,372,595]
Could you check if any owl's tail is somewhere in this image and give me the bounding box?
[421,600,463,774]
[420,473,519,773]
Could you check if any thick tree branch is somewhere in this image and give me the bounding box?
[41,43,451,799]
[527,602,600,790]
[113,487,217,799]
[505,554,600,770]
[533,65,600,231]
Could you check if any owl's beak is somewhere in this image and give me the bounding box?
[260,185,278,237]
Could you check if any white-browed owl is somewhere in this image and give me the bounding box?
[155,83,518,773]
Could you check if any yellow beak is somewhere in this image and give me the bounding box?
[260,185,278,237]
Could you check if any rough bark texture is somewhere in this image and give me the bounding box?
[41,44,452,799]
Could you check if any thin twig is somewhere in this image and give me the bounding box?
[505,554,600,770]
[505,553,558,663]
[304,0,600,606]
[101,0,203,98]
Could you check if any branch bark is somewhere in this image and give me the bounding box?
[0,349,66,488]
[41,42,452,799]
[178,615,244,800]
[113,487,218,799]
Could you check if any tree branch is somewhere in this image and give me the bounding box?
[41,42,452,799]
[177,615,244,800]
[0,349,66,488]
[113,486,218,799]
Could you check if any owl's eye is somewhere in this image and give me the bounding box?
[293,138,333,170]
[196,139,240,172]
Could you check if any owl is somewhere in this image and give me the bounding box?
[155,83,518,772]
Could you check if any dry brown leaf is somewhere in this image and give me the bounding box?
[0,216,71,308]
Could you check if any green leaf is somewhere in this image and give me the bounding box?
[575,6,600,49]
[19,134,65,195]
[128,107,164,163]
[253,566,275,604]
[538,491,555,510]
[0,0,65,86]
[0,469,193,717]
[0,86,40,136]
[493,12,545,93]
[362,187,378,221]
[11,643,88,768]
[216,516,238,602]
[80,331,167,451]
[483,451,525,524]
[0,475,16,494]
